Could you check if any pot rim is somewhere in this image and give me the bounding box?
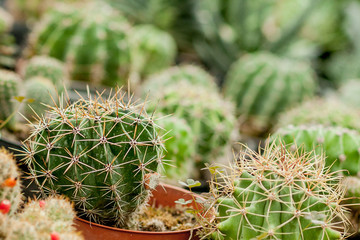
[74,183,210,235]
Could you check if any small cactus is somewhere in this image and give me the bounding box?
[129,24,177,80]
[0,148,21,215]
[26,2,131,87]
[224,52,316,136]
[23,76,58,120]
[273,125,360,176]
[24,55,68,93]
[0,70,22,129]
[22,89,165,227]
[204,141,350,239]
[0,7,16,68]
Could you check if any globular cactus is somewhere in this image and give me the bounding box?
[338,79,360,109]
[129,24,177,81]
[5,196,83,240]
[157,115,195,182]
[145,81,236,178]
[224,52,317,136]
[0,7,16,68]
[24,55,68,93]
[273,125,360,176]
[142,64,218,94]
[22,89,165,227]
[23,76,58,120]
[0,148,21,215]
[204,142,350,240]
[276,98,360,132]
[26,2,131,87]
[0,70,22,129]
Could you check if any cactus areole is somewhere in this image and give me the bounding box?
[23,90,165,227]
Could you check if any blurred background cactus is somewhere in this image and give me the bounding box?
[0,7,16,69]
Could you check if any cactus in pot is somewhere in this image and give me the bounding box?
[224,52,317,136]
[203,141,350,239]
[22,89,165,228]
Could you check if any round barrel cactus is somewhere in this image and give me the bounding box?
[142,64,218,94]
[24,55,68,93]
[0,70,21,129]
[129,24,177,79]
[22,91,165,227]
[205,142,349,240]
[26,2,131,87]
[273,125,360,176]
[224,52,316,135]
[276,98,360,132]
[146,81,236,177]
[0,148,21,215]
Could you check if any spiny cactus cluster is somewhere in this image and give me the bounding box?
[224,52,316,136]
[0,7,16,68]
[129,24,176,81]
[273,125,360,176]
[1,196,83,240]
[276,98,360,132]
[204,141,350,240]
[22,89,165,227]
[145,81,236,178]
[26,1,131,87]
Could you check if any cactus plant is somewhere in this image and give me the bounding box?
[23,76,58,120]
[204,141,350,240]
[0,7,16,68]
[224,52,316,136]
[338,79,360,109]
[4,196,83,240]
[0,70,22,129]
[24,56,68,93]
[276,98,360,132]
[157,115,195,181]
[273,125,360,176]
[22,89,165,227]
[25,2,131,87]
[0,148,21,215]
[142,64,218,94]
[129,24,177,81]
[145,81,236,178]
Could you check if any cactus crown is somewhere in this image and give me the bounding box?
[204,141,350,240]
[22,89,165,227]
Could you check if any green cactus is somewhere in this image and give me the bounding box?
[273,125,360,176]
[276,98,360,132]
[22,90,165,227]
[338,79,360,109]
[142,64,218,94]
[5,196,83,240]
[24,56,68,93]
[26,2,131,87]
[145,81,236,178]
[23,76,58,121]
[0,7,16,68]
[224,52,316,136]
[129,24,177,81]
[204,142,350,240]
[157,115,195,182]
[0,70,22,130]
[0,148,22,215]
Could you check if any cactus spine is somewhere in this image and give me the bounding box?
[205,142,350,240]
[273,125,360,176]
[23,89,165,227]
[224,52,316,135]
[26,2,131,87]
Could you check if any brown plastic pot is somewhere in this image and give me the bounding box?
[74,183,213,240]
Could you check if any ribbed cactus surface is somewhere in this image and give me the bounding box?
[206,142,349,240]
[0,70,21,129]
[224,52,316,135]
[26,2,131,87]
[23,90,164,227]
[274,125,360,176]
[0,148,21,215]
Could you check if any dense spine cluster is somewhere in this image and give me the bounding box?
[204,142,350,240]
[224,52,316,135]
[22,90,165,227]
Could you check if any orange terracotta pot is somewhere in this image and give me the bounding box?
[74,183,212,240]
